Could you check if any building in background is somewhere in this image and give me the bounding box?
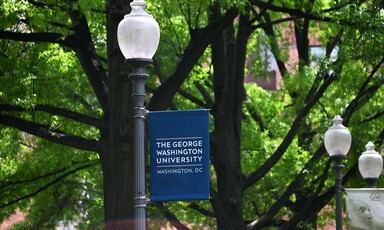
[246,24,336,90]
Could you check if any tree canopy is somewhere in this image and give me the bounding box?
[1,0,383,229]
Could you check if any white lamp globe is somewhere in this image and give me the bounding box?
[324,115,352,158]
[117,0,160,59]
[358,141,383,180]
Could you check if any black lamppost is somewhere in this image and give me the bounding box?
[117,1,160,229]
[324,115,352,230]
[358,141,383,188]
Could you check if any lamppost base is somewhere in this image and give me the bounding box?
[364,178,378,188]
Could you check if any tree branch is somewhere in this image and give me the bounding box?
[244,71,336,189]
[0,103,102,128]
[0,161,99,209]
[194,81,214,108]
[154,203,190,230]
[250,0,351,22]
[188,202,215,218]
[68,7,109,112]
[244,99,273,138]
[360,109,384,124]
[177,88,208,108]
[260,13,289,78]
[343,56,384,123]
[0,30,75,49]
[0,160,99,190]
[148,7,239,110]
[0,114,99,152]
[279,160,332,229]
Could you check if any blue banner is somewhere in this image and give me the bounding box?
[149,110,210,202]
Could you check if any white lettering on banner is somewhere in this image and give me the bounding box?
[156,148,203,156]
[172,140,202,148]
[157,168,194,174]
[154,137,206,174]
[156,156,202,164]
[156,140,203,149]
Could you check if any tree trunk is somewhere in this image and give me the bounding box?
[100,0,135,228]
[210,8,248,230]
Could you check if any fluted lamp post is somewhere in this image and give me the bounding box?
[324,115,352,230]
[358,141,383,188]
[117,0,160,229]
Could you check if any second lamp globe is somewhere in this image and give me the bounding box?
[324,115,352,159]
[358,141,383,188]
